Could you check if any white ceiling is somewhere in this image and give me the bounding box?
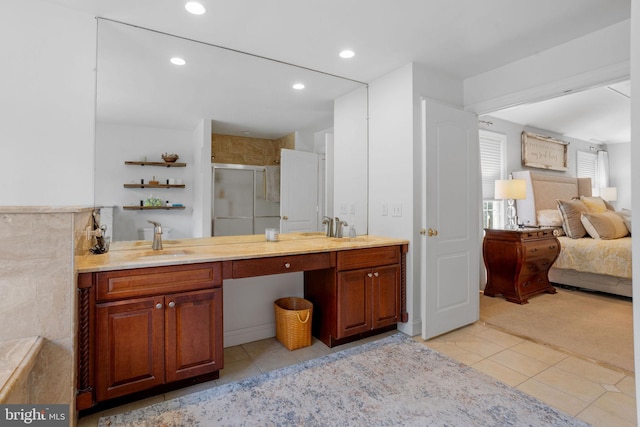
[49,0,631,141]
[485,80,631,144]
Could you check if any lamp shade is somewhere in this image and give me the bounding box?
[599,187,617,202]
[494,179,526,200]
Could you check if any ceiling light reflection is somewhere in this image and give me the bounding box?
[185,2,206,15]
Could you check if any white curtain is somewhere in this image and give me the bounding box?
[597,150,610,191]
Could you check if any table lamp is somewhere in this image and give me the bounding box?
[599,187,617,203]
[495,178,527,229]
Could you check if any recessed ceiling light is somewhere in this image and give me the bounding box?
[185,2,206,15]
[170,57,186,66]
[292,83,305,90]
[339,50,355,59]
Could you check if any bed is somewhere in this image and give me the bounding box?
[513,170,632,297]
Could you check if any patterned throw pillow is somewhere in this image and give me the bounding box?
[556,199,588,238]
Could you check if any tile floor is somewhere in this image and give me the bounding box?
[78,325,636,427]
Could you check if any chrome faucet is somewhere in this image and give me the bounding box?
[148,220,163,250]
[322,216,334,237]
[334,217,348,238]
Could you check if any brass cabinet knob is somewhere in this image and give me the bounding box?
[282,215,289,220]
[427,228,438,237]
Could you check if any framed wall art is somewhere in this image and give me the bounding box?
[521,131,568,171]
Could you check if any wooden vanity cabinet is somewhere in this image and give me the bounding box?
[77,262,223,409]
[337,264,400,337]
[305,245,406,347]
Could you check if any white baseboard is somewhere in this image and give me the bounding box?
[224,322,276,347]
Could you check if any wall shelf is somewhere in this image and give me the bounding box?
[125,161,186,168]
[122,206,186,210]
[124,184,185,189]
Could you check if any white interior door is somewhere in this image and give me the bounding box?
[280,149,319,233]
[421,98,481,339]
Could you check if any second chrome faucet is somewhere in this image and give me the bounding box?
[322,216,348,238]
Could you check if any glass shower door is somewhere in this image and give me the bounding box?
[212,168,254,236]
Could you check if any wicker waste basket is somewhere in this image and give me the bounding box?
[274,297,313,350]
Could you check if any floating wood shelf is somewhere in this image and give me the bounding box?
[122,206,186,210]
[124,184,186,189]
[125,161,186,168]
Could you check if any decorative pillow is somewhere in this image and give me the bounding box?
[580,196,607,213]
[617,209,632,234]
[580,211,629,239]
[556,199,589,238]
[537,209,563,226]
[603,199,615,211]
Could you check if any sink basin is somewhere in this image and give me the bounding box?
[298,232,326,237]
[134,249,195,258]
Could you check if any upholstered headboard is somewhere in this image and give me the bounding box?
[513,170,592,226]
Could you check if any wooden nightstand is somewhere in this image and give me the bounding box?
[482,228,560,304]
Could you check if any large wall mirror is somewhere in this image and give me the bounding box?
[94,19,368,241]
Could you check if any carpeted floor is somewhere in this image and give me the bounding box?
[481,286,634,373]
[99,333,588,426]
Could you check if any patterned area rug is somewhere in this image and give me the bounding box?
[99,333,589,426]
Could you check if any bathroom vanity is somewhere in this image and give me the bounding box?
[75,233,408,411]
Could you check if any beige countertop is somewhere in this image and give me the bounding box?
[75,233,409,273]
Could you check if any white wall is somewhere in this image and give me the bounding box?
[480,116,606,178]
[0,0,95,206]
[193,119,213,237]
[368,62,465,336]
[465,20,630,115]
[607,142,632,210]
[333,85,369,235]
[95,122,198,240]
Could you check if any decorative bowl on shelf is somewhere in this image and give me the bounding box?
[162,153,179,163]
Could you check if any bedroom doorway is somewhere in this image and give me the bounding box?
[475,76,633,374]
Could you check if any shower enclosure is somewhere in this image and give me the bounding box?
[212,164,280,236]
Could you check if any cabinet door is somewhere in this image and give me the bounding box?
[165,288,223,382]
[337,268,371,338]
[371,265,400,329]
[96,296,165,401]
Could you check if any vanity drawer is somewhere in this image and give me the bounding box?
[337,246,400,271]
[96,262,221,301]
[232,253,334,278]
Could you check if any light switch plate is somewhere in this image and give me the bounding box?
[391,204,402,217]
[381,203,388,216]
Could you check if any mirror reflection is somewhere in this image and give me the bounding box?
[94,19,368,242]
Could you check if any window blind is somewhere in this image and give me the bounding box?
[479,130,506,199]
[576,151,597,190]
